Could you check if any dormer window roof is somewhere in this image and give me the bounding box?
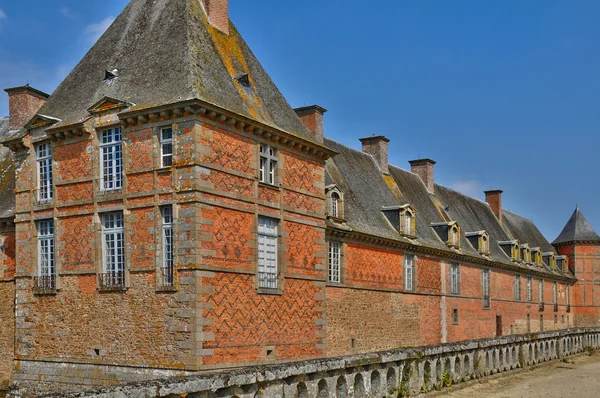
[465,230,490,255]
[520,244,532,264]
[382,204,416,238]
[499,240,520,261]
[326,185,345,221]
[556,255,569,273]
[431,221,460,249]
[531,247,542,266]
[543,252,557,270]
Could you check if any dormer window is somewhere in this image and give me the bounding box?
[532,248,542,266]
[465,231,490,255]
[431,221,460,249]
[326,185,345,220]
[521,244,531,264]
[499,240,520,261]
[382,204,416,237]
[557,255,569,273]
[543,252,557,270]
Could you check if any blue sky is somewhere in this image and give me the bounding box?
[1,0,599,240]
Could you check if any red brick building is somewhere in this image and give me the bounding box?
[0,0,598,394]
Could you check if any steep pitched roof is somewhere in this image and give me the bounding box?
[552,207,600,245]
[35,0,312,140]
[502,210,556,253]
[0,117,15,219]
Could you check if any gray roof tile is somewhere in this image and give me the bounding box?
[552,207,600,245]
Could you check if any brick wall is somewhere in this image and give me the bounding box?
[0,282,14,390]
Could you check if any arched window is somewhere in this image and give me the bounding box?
[451,225,459,247]
[404,211,412,235]
[331,192,340,218]
[481,234,489,254]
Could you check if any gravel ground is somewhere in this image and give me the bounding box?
[443,353,600,398]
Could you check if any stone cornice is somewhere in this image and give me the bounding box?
[328,227,577,283]
[45,122,88,141]
[118,99,337,161]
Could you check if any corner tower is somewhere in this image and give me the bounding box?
[553,206,600,326]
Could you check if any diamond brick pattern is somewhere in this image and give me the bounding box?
[283,153,320,195]
[128,173,155,194]
[61,215,94,271]
[127,129,153,171]
[130,209,155,269]
[201,128,253,174]
[204,169,253,196]
[56,182,93,203]
[55,141,91,181]
[202,207,254,270]
[202,273,322,365]
[283,190,320,214]
[285,221,322,278]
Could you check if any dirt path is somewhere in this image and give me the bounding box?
[444,353,600,398]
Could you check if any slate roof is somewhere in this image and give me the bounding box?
[0,116,15,219]
[552,207,600,245]
[324,137,568,277]
[34,0,313,141]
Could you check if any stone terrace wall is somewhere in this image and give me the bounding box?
[19,327,600,398]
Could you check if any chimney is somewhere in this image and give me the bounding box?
[201,0,229,35]
[409,158,436,193]
[359,135,390,174]
[485,190,503,224]
[4,85,49,131]
[294,105,327,144]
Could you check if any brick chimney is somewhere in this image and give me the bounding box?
[485,190,503,224]
[4,85,49,131]
[359,135,390,174]
[294,105,327,144]
[201,0,229,34]
[409,158,436,193]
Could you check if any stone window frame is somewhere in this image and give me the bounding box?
[557,255,569,273]
[399,205,416,238]
[538,278,544,306]
[526,275,533,301]
[258,143,278,186]
[325,185,345,221]
[255,213,284,295]
[531,248,543,266]
[404,253,416,292]
[452,308,459,325]
[98,125,124,193]
[543,252,556,270]
[514,274,522,301]
[96,210,129,291]
[450,262,461,295]
[482,268,491,309]
[448,223,460,249]
[32,217,59,294]
[156,204,177,291]
[159,126,174,168]
[520,244,531,264]
[327,239,345,284]
[465,230,490,255]
[35,141,54,204]
[552,281,558,306]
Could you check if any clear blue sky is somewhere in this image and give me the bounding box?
[0,0,598,240]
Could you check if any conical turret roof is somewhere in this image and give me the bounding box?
[552,206,600,245]
[35,0,312,140]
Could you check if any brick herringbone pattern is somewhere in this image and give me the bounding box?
[204,169,253,196]
[61,215,94,271]
[127,129,153,171]
[128,173,154,194]
[202,273,322,364]
[283,153,320,195]
[201,128,253,174]
[56,182,93,203]
[283,190,320,213]
[130,209,155,268]
[285,221,322,277]
[202,207,253,270]
[55,141,91,181]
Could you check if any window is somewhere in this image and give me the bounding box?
[482,269,491,308]
[404,212,412,234]
[450,225,459,247]
[452,308,459,325]
[539,279,544,310]
[101,212,125,289]
[257,216,278,289]
[36,220,56,291]
[404,254,414,291]
[450,263,460,295]
[481,234,489,254]
[259,144,277,185]
[514,275,521,300]
[553,282,558,311]
[527,276,532,301]
[331,193,340,218]
[160,128,173,167]
[100,127,123,191]
[161,206,174,287]
[328,241,341,283]
[36,143,53,202]
[566,285,570,309]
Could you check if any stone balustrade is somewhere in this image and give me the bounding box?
[22,327,600,398]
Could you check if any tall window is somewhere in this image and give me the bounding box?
[450,262,460,295]
[481,234,489,254]
[539,279,544,305]
[566,285,570,306]
[331,193,340,218]
[404,211,413,235]
[259,144,277,185]
[161,206,174,287]
[527,276,533,301]
[257,216,278,289]
[37,220,56,290]
[404,254,414,291]
[101,212,125,288]
[160,128,173,167]
[482,269,491,308]
[328,241,341,283]
[514,275,521,300]
[100,127,123,191]
[36,143,53,202]
[553,282,558,311]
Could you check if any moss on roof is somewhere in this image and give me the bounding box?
[0,117,15,219]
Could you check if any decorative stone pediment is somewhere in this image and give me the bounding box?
[87,97,133,114]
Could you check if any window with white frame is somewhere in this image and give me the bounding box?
[160,128,173,167]
[161,206,174,287]
[36,143,53,202]
[101,212,125,288]
[257,216,278,289]
[527,276,532,301]
[404,254,414,291]
[259,144,277,185]
[553,282,558,304]
[403,210,414,236]
[514,275,521,300]
[450,262,460,295]
[328,241,341,283]
[331,193,340,218]
[100,127,123,191]
[482,268,491,308]
[37,220,55,290]
[539,279,544,303]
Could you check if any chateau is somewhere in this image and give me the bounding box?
[1,0,599,395]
